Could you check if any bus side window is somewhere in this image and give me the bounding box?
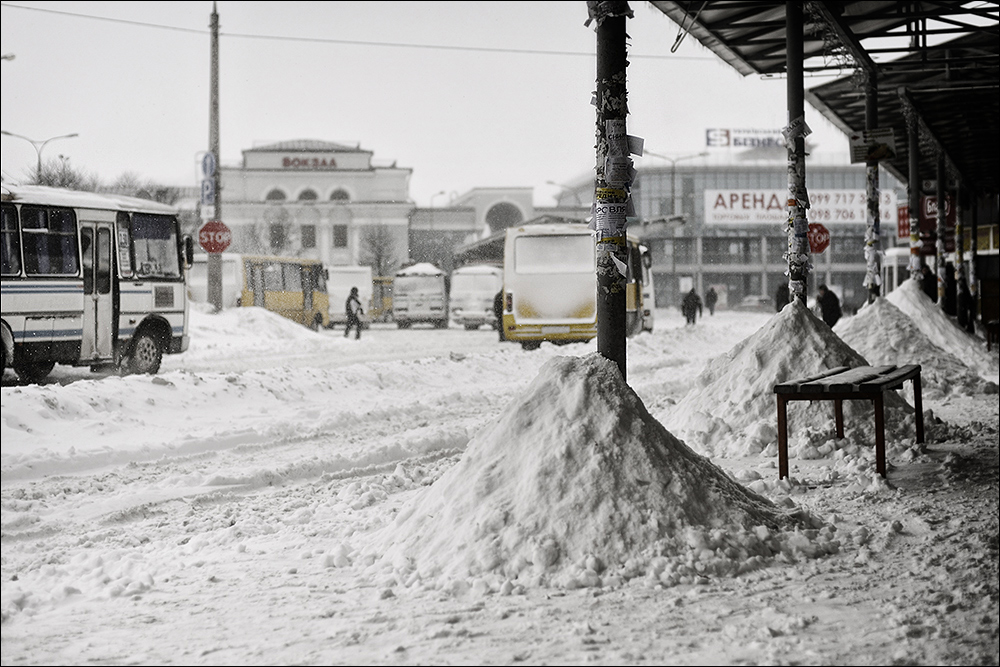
[21,206,79,276]
[1,203,21,276]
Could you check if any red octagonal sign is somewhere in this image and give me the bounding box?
[807,222,830,254]
[198,220,232,254]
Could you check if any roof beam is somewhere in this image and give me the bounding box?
[898,87,963,186]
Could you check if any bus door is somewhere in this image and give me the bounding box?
[79,222,115,361]
[247,261,266,307]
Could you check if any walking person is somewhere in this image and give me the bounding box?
[816,284,842,328]
[681,288,703,326]
[345,286,364,340]
[704,287,718,316]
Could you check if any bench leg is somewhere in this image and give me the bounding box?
[912,374,924,444]
[777,396,789,480]
[835,399,844,438]
[874,393,886,477]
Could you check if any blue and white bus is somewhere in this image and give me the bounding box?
[1,183,193,382]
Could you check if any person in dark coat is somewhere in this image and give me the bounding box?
[681,288,703,325]
[816,284,842,327]
[493,290,505,341]
[704,287,718,315]
[920,264,938,303]
[775,283,790,312]
[345,287,364,339]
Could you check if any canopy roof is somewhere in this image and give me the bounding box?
[649,1,999,195]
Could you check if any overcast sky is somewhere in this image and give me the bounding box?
[1,1,851,206]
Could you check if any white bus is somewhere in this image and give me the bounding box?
[449,263,503,330]
[1,183,193,382]
[500,223,653,350]
[392,262,449,329]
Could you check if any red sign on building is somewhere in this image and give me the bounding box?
[198,220,232,254]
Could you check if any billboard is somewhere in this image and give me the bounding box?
[704,189,898,225]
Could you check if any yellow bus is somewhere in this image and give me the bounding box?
[500,223,653,350]
[189,254,330,330]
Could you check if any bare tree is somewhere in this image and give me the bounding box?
[35,156,100,191]
[359,224,401,277]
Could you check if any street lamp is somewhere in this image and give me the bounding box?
[643,150,708,217]
[1,130,79,181]
[546,180,583,206]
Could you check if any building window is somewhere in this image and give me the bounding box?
[330,189,350,201]
[270,223,287,250]
[298,189,318,202]
[265,189,287,202]
[301,225,316,249]
[333,224,348,248]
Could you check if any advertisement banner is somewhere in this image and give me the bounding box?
[704,189,898,226]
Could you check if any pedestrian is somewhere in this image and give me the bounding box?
[775,283,790,312]
[345,286,364,340]
[920,264,938,303]
[681,288,703,325]
[704,287,718,316]
[493,290,505,342]
[816,284,842,327]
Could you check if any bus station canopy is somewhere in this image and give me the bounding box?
[649,1,999,196]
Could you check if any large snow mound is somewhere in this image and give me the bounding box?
[357,353,838,593]
[835,296,990,399]
[663,300,917,459]
[886,278,999,382]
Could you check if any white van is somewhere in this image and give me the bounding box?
[188,253,243,307]
[449,264,503,330]
[326,265,373,328]
[392,262,448,329]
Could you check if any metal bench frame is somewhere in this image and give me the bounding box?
[773,365,924,479]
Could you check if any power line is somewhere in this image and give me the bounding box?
[0,1,713,61]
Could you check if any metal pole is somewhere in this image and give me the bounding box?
[207,2,223,312]
[864,73,881,302]
[784,2,810,306]
[592,1,631,381]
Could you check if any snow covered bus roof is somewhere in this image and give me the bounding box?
[1,183,178,215]
[395,262,444,276]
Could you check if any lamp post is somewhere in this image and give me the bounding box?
[644,151,708,217]
[1,130,79,182]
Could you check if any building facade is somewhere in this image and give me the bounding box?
[216,140,414,276]
[554,153,907,313]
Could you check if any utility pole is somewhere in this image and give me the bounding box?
[784,2,811,306]
[207,2,223,312]
[590,1,633,382]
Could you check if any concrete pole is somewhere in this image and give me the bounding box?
[906,111,921,281]
[207,2,223,312]
[935,155,946,309]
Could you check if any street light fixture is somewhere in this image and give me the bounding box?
[1,130,79,182]
[643,150,708,217]
[546,180,583,206]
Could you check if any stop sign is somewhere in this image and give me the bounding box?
[198,220,232,254]
[808,222,830,254]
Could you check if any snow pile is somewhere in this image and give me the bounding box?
[353,353,838,594]
[181,301,327,363]
[886,278,999,383]
[663,300,917,460]
[835,296,990,399]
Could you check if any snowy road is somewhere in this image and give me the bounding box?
[2,302,997,666]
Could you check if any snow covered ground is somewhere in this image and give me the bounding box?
[2,277,998,666]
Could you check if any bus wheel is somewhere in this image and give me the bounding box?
[520,341,541,351]
[125,331,163,375]
[13,361,55,384]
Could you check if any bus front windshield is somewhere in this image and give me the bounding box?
[131,213,182,278]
